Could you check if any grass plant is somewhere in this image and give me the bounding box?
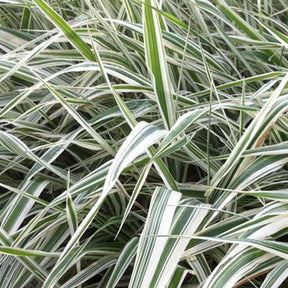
[1,0,288,287]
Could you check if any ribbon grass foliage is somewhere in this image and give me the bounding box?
[1,0,288,287]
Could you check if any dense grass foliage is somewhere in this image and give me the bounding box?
[1,0,288,287]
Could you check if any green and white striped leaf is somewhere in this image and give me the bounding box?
[60,256,118,288]
[32,0,96,61]
[103,121,166,194]
[143,0,176,129]
[129,187,181,288]
[107,237,138,288]
[261,261,288,288]
[129,188,209,287]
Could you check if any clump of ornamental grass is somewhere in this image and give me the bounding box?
[1,0,288,287]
